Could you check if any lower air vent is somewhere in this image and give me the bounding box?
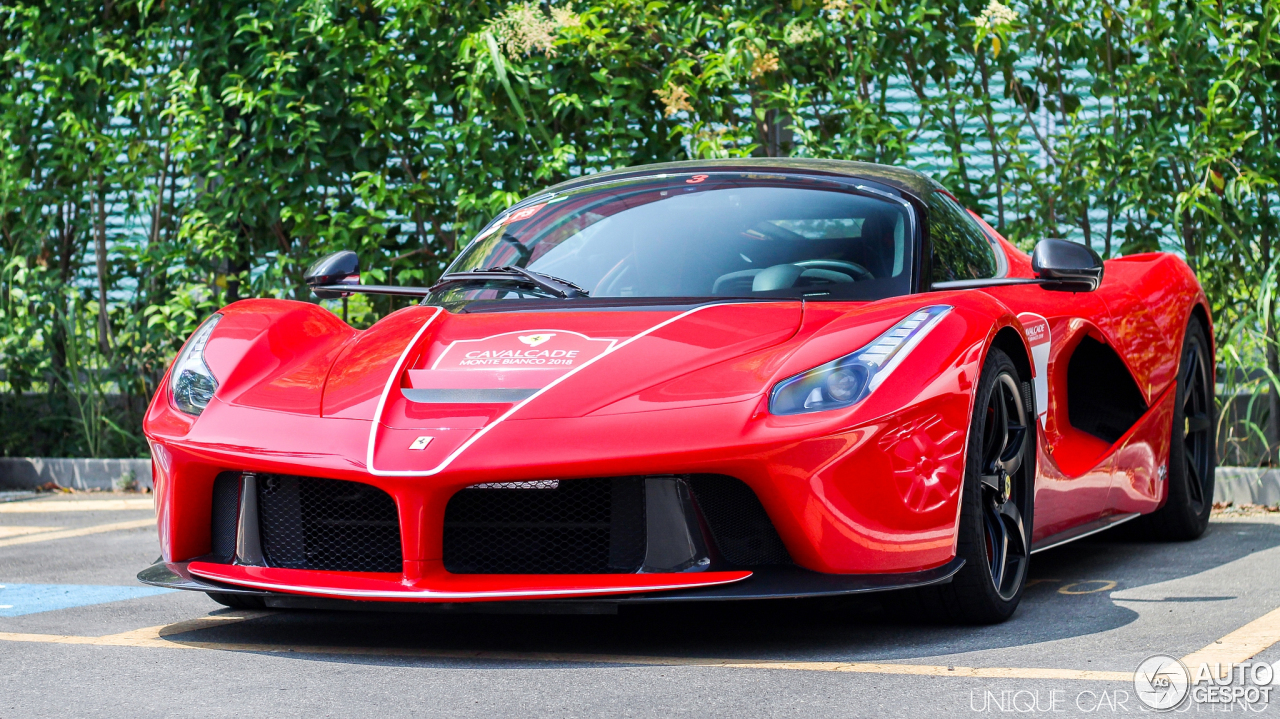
[209,472,241,563]
[443,478,646,574]
[257,475,403,573]
[687,475,793,566]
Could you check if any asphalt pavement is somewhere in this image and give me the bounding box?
[1,492,1279,718]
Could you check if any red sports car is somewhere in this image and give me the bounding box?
[139,159,1214,623]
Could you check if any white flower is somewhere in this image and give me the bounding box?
[976,0,1018,30]
[785,22,821,46]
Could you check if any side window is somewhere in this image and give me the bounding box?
[927,191,998,283]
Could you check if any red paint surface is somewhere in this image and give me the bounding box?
[187,561,751,602]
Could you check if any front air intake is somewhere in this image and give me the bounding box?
[442,474,791,574]
[687,475,793,566]
[256,475,403,573]
[443,478,647,574]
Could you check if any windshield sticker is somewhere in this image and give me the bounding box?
[430,330,617,371]
[686,174,709,184]
[1017,312,1051,427]
[508,203,547,222]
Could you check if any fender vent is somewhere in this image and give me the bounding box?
[1066,335,1149,444]
[687,475,793,566]
[443,477,646,574]
[257,475,402,573]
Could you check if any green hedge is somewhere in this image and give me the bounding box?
[1,0,1278,457]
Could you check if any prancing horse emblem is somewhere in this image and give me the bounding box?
[518,333,555,347]
[408,436,433,450]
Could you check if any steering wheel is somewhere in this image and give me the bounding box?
[795,259,874,282]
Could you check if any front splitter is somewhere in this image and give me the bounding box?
[139,557,962,607]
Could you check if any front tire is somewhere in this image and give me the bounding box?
[905,348,1035,624]
[1135,318,1214,540]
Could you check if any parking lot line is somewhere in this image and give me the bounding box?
[1,593,1277,684]
[0,499,153,514]
[0,620,1137,679]
[0,519,154,548]
[0,526,58,539]
[1181,605,1280,676]
[0,611,1133,679]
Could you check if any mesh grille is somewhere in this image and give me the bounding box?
[209,472,241,563]
[687,475,793,566]
[443,478,646,574]
[257,475,402,573]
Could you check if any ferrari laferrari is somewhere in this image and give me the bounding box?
[140,159,1214,623]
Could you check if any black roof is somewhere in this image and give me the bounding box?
[542,158,942,201]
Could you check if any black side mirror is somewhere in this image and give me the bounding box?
[1032,239,1103,292]
[305,251,361,299]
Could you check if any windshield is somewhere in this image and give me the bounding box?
[435,172,916,304]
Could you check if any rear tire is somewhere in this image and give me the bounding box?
[902,348,1035,624]
[1133,318,1214,540]
[207,592,266,610]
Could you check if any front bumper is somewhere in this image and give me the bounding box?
[139,557,963,607]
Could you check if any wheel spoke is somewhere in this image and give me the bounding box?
[980,473,1003,493]
[985,497,1007,588]
[995,382,1009,452]
[1185,453,1204,506]
[998,500,1028,558]
[1184,346,1200,390]
[982,396,1003,467]
[999,424,1026,476]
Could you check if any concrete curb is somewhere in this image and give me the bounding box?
[0,457,153,491]
[1214,467,1280,507]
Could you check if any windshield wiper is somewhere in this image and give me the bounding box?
[429,265,590,299]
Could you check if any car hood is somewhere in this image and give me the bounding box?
[161,294,979,478]
[318,302,803,425]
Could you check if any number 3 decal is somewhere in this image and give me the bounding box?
[686,174,709,184]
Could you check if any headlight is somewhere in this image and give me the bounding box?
[769,305,952,415]
[170,315,222,416]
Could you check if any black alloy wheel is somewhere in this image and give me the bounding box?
[902,348,1034,624]
[1179,330,1214,514]
[1137,319,1215,540]
[979,372,1031,601]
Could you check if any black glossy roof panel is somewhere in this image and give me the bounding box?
[542,158,943,201]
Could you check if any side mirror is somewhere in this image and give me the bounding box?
[305,251,361,299]
[1032,239,1103,292]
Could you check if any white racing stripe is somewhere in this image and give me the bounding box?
[366,302,747,477]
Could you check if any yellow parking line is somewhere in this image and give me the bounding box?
[0,613,1132,679]
[0,612,270,649]
[0,518,154,548]
[0,526,58,539]
[0,499,153,514]
[3,593,1277,685]
[1182,605,1280,676]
